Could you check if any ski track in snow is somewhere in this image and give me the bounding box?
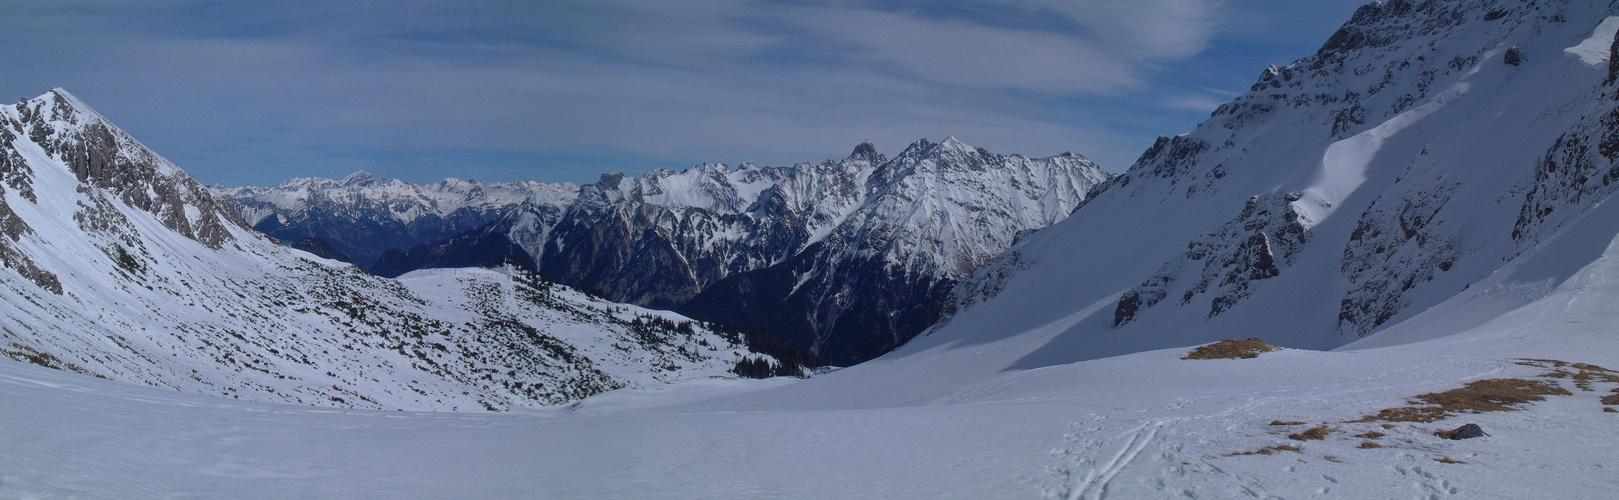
[1065,419,1168,500]
[1041,351,1519,500]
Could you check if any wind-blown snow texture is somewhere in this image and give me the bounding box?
[223,138,1110,365]
[0,89,783,412]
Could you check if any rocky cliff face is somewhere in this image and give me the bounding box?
[0,89,797,411]
[927,0,1619,363]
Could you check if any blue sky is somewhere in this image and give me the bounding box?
[1,0,1366,186]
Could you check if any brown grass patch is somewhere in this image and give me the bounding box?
[1288,426,1332,441]
[1380,423,1396,429]
[1324,455,1342,463]
[1434,457,1466,464]
[1226,444,1301,456]
[1601,392,1619,406]
[1519,359,1619,390]
[1183,338,1280,360]
[1268,420,1305,426]
[1517,358,1568,368]
[2,343,94,376]
[1352,378,1571,423]
[1357,441,1383,449]
[1604,407,1617,413]
[1354,431,1384,439]
[1570,363,1619,391]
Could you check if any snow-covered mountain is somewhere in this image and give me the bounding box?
[225,138,1110,365]
[0,88,797,411]
[214,172,576,268]
[926,0,1619,364]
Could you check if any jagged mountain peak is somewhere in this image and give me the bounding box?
[31,88,102,124]
[6,88,249,250]
[342,170,376,184]
[890,136,996,164]
[847,140,884,164]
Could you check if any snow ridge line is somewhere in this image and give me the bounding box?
[1068,419,1167,500]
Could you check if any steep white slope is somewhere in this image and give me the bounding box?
[0,89,777,411]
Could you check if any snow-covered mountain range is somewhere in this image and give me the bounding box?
[213,172,577,268]
[0,89,797,411]
[220,137,1109,364]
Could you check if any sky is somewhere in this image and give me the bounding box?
[0,0,1367,187]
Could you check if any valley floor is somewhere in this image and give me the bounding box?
[6,241,1619,499]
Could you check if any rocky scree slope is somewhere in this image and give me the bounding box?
[0,89,793,411]
[924,0,1619,366]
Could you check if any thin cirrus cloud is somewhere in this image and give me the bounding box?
[0,0,1346,187]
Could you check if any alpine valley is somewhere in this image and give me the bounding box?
[5,0,1619,498]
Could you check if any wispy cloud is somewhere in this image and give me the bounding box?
[0,0,1358,186]
[1162,95,1228,112]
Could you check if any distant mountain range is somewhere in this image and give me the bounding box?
[218,137,1110,364]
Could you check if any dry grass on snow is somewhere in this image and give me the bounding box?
[1182,338,1280,360]
[1350,378,1570,423]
